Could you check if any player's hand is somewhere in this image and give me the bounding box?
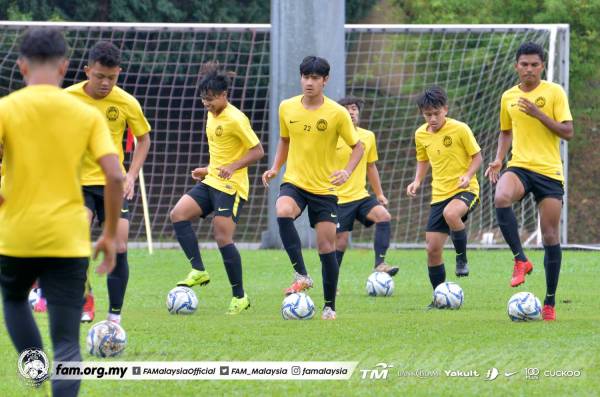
[262,169,278,187]
[191,167,208,181]
[93,234,117,275]
[484,159,503,184]
[457,175,471,189]
[330,169,350,186]
[518,97,543,119]
[123,173,136,200]
[376,194,389,206]
[406,180,421,197]
[217,164,236,180]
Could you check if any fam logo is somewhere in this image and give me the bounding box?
[106,106,120,121]
[18,348,49,386]
[316,119,328,131]
[443,136,452,147]
[215,125,224,137]
[360,362,394,380]
[535,96,546,108]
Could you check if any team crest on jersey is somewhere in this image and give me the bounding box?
[316,119,328,131]
[535,96,546,108]
[443,136,452,147]
[215,126,223,136]
[106,106,119,121]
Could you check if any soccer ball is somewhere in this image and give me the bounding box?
[166,286,198,314]
[366,272,394,297]
[433,282,464,309]
[86,320,127,358]
[281,293,315,320]
[507,292,542,322]
[28,288,41,309]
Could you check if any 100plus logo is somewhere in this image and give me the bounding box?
[360,363,394,380]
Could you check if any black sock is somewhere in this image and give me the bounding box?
[374,222,391,266]
[219,243,244,298]
[428,264,446,290]
[2,298,43,353]
[173,220,205,271]
[320,252,339,311]
[48,303,82,397]
[107,252,129,315]
[450,229,468,263]
[277,217,307,275]
[496,207,527,261]
[335,250,345,268]
[543,244,562,306]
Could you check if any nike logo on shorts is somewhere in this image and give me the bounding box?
[217,207,229,212]
[330,213,337,218]
[121,209,129,213]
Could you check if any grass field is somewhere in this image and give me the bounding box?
[1,248,599,396]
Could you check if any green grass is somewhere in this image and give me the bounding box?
[1,249,599,396]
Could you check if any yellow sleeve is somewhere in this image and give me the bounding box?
[234,115,260,149]
[338,110,359,146]
[88,112,118,160]
[553,85,573,122]
[367,133,378,163]
[415,134,428,161]
[127,97,151,137]
[500,94,511,131]
[461,124,481,156]
[279,102,289,138]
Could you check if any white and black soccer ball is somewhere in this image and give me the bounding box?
[366,271,394,297]
[433,282,464,309]
[86,320,127,358]
[281,293,315,320]
[28,288,41,309]
[166,286,198,315]
[507,292,542,322]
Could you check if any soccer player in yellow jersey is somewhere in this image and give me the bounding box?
[65,42,152,324]
[406,86,482,307]
[335,96,398,276]
[262,56,364,320]
[0,29,122,396]
[485,42,573,321]
[171,64,263,314]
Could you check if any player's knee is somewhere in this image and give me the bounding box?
[276,203,295,218]
[426,243,442,258]
[169,207,185,223]
[116,242,127,253]
[442,207,460,224]
[542,229,560,246]
[317,239,335,254]
[336,235,348,251]
[494,191,512,208]
[374,208,392,223]
[213,224,234,246]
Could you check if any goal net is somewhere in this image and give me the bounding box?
[0,22,568,246]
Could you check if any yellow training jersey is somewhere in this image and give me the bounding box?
[336,127,378,204]
[500,80,572,181]
[0,85,116,257]
[65,81,151,185]
[279,95,360,195]
[201,103,260,200]
[415,118,481,204]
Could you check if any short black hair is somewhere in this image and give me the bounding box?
[338,96,365,112]
[299,56,330,77]
[88,41,121,67]
[198,61,231,95]
[19,28,67,62]
[416,86,448,110]
[515,42,545,63]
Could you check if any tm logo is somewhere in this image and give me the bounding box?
[360,363,394,380]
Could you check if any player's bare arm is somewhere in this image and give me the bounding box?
[367,162,388,206]
[406,160,429,197]
[458,152,483,188]
[262,137,289,187]
[124,132,151,200]
[217,142,264,179]
[485,130,513,184]
[517,97,574,140]
[331,141,364,186]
